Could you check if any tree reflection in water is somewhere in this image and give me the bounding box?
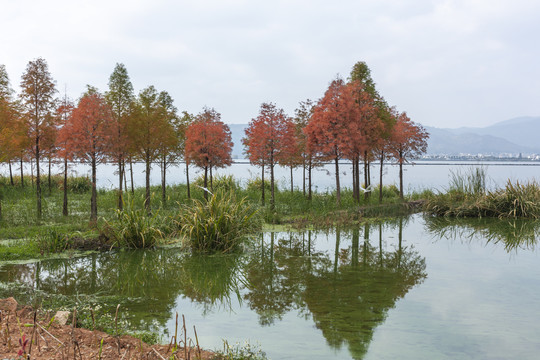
[425,217,540,252]
[0,218,427,359]
[244,218,427,359]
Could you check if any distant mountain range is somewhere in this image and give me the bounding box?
[427,116,540,155]
[227,116,540,158]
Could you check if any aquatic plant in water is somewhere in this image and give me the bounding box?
[175,189,262,253]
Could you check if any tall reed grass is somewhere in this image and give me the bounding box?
[175,190,262,253]
[100,203,167,248]
[425,166,540,219]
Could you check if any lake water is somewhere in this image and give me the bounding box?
[1,215,540,359]
[4,160,540,193]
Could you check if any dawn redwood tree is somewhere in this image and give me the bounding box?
[278,118,302,193]
[304,78,351,206]
[244,102,291,208]
[349,62,390,201]
[56,95,74,216]
[129,86,175,213]
[293,99,314,197]
[178,111,194,198]
[346,80,384,202]
[156,91,180,205]
[0,64,18,183]
[185,107,232,200]
[376,106,397,203]
[58,88,112,222]
[389,112,429,199]
[19,58,57,219]
[105,63,134,210]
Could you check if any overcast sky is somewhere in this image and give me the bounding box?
[2,0,539,128]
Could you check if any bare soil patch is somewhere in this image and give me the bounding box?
[0,298,216,359]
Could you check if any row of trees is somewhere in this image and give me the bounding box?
[243,61,429,207]
[0,58,428,219]
[0,59,232,220]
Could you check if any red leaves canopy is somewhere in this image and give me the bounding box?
[57,92,112,163]
[389,112,429,163]
[243,102,295,167]
[185,108,232,170]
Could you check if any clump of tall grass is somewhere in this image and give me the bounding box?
[448,166,487,195]
[194,174,239,192]
[480,181,540,218]
[100,205,167,248]
[175,190,262,253]
[36,228,74,253]
[425,177,540,219]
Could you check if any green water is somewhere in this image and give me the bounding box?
[1,215,540,359]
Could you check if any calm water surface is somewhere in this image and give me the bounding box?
[4,160,540,192]
[1,215,540,359]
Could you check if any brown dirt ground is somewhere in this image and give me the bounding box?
[0,298,217,360]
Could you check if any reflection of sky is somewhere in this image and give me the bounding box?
[2,215,540,359]
[3,161,540,193]
[366,216,540,360]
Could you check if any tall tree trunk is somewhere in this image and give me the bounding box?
[48,157,51,194]
[270,156,275,210]
[334,155,341,206]
[145,154,151,213]
[123,160,128,196]
[355,157,361,203]
[36,139,42,219]
[302,157,306,197]
[129,158,134,195]
[90,154,97,222]
[63,156,68,216]
[209,165,213,192]
[290,165,293,193]
[379,150,384,204]
[118,158,123,211]
[161,155,166,205]
[308,157,312,201]
[186,161,191,199]
[399,150,404,200]
[203,165,208,200]
[20,158,24,188]
[8,160,13,186]
[261,162,265,206]
[352,157,358,202]
[363,151,369,201]
[31,158,34,188]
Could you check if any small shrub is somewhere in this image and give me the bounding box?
[175,190,262,253]
[194,174,239,193]
[36,228,73,253]
[246,177,272,194]
[101,206,166,248]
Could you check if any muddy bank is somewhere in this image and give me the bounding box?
[0,297,216,360]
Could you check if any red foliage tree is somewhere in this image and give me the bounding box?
[388,112,429,199]
[243,102,291,207]
[57,89,112,221]
[128,86,176,212]
[55,95,74,216]
[19,58,57,218]
[277,118,302,193]
[185,108,232,199]
[304,78,352,205]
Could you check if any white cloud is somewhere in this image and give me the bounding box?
[1,0,539,127]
